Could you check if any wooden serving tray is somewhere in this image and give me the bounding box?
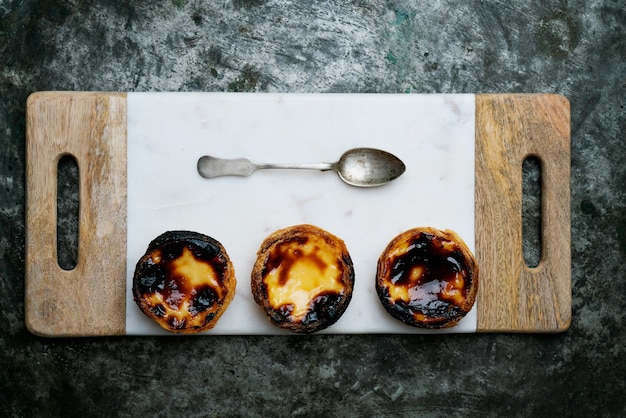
[25,92,571,336]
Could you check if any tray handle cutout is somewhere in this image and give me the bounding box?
[56,154,80,271]
[522,155,542,269]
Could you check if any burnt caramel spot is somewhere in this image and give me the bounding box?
[190,285,218,315]
[168,316,186,330]
[382,284,462,326]
[151,304,166,318]
[268,304,294,324]
[303,292,344,325]
[267,291,345,326]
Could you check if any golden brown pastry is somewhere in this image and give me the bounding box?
[376,227,478,329]
[251,224,354,334]
[132,230,236,333]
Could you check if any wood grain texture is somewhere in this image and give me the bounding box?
[25,92,128,337]
[475,94,571,332]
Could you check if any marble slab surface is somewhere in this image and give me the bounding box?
[125,93,476,335]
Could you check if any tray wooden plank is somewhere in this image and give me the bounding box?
[26,92,128,337]
[475,94,571,332]
[24,92,571,336]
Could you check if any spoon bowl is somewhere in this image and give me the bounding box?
[335,148,406,187]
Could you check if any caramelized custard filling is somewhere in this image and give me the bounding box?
[261,235,345,320]
[382,232,469,314]
[135,240,229,329]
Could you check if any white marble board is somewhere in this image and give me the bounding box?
[125,93,476,335]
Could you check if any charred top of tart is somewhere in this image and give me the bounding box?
[132,230,235,333]
[376,227,478,329]
[251,224,354,334]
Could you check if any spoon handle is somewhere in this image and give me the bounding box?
[256,162,335,171]
[197,156,335,179]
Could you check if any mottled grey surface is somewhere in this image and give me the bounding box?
[1,0,625,416]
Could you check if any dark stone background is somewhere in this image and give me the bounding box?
[1,0,624,416]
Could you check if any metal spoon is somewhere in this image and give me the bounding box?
[197,147,406,187]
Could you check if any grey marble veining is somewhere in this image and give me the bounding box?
[1,1,624,416]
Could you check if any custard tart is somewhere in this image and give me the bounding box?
[251,224,354,334]
[132,230,236,333]
[376,227,478,329]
